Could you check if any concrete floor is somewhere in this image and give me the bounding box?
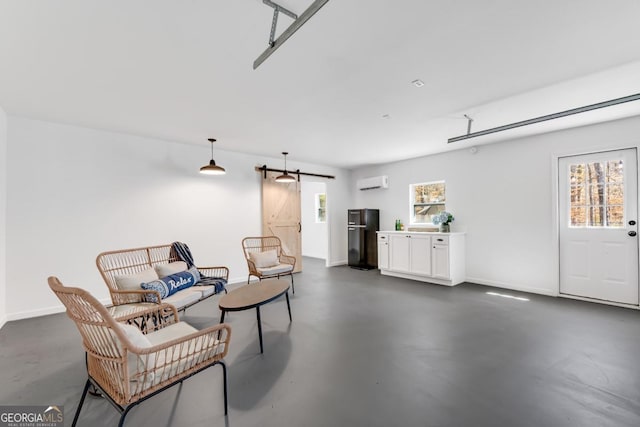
[1,257,640,427]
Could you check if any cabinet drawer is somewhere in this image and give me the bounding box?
[432,236,449,245]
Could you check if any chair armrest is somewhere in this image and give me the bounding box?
[110,289,162,306]
[246,259,259,275]
[197,266,229,280]
[279,254,296,267]
[129,322,232,381]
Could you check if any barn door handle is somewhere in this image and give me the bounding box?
[628,231,637,237]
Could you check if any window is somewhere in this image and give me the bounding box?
[410,181,445,224]
[315,193,327,223]
[569,160,623,227]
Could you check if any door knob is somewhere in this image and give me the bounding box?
[629,231,637,237]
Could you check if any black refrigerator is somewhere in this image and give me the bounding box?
[348,209,380,270]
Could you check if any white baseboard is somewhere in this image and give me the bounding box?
[6,297,112,322]
[0,315,6,330]
[327,260,348,267]
[465,276,557,297]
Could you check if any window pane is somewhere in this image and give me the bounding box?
[606,184,623,205]
[606,160,624,183]
[588,206,605,227]
[587,184,604,205]
[571,207,587,226]
[414,204,444,224]
[586,162,605,185]
[414,183,445,203]
[570,164,585,186]
[607,205,624,227]
[570,186,585,205]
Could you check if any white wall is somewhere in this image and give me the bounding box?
[0,105,6,328]
[353,115,640,296]
[5,117,350,320]
[301,180,328,259]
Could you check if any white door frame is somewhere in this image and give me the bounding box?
[552,146,640,309]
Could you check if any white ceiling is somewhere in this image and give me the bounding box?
[1,0,640,169]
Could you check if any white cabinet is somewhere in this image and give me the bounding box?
[378,231,465,286]
[377,233,389,270]
[389,233,432,275]
[431,236,450,279]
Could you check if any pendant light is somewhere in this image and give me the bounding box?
[275,152,296,183]
[200,138,226,175]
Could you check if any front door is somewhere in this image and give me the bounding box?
[559,149,639,305]
[262,171,302,273]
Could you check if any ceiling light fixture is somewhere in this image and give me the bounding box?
[199,138,226,175]
[275,152,297,183]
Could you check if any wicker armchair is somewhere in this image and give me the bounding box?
[242,236,296,293]
[48,276,231,427]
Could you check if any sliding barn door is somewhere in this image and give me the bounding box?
[262,171,302,272]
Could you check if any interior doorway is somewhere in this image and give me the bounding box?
[558,148,639,305]
[300,180,328,261]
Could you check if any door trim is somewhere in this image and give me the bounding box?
[552,146,640,308]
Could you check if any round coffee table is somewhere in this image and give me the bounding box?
[218,279,292,353]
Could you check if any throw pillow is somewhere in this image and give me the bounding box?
[250,250,279,268]
[141,267,200,301]
[154,261,188,278]
[114,268,159,291]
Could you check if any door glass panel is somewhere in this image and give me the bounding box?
[569,159,624,228]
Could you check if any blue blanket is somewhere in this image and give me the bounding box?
[170,242,227,294]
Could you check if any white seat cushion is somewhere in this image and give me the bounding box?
[191,285,217,298]
[257,263,293,276]
[162,289,201,308]
[145,322,198,345]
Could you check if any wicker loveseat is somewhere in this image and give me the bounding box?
[97,243,228,313]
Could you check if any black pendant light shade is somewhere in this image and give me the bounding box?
[200,138,226,175]
[275,152,296,183]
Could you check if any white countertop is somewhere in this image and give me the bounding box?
[377,230,465,235]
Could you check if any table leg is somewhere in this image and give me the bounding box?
[285,291,292,322]
[219,310,226,324]
[256,306,263,354]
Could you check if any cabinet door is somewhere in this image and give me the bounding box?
[432,244,450,279]
[409,235,432,276]
[377,242,389,269]
[389,235,410,272]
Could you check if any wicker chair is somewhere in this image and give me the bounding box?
[242,236,296,293]
[48,276,231,427]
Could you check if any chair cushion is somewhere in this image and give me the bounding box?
[141,267,200,300]
[154,261,188,278]
[257,263,293,276]
[114,268,159,291]
[190,285,217,298]
[161,288,202,308]
[116,323,156,383]
[250,250,279,268]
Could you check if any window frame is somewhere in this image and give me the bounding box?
[409,180,446,225]
[315,193,327,223]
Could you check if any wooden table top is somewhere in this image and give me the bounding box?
[219,279,290,311]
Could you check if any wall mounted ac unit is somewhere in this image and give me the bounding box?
[357,175,389,191]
